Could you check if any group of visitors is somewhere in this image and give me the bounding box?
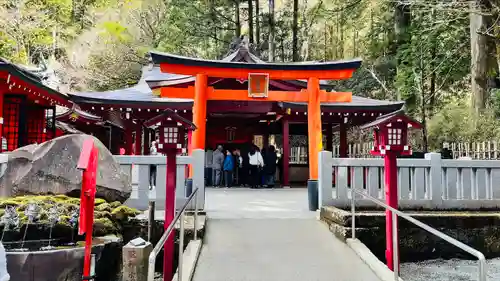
[208,144,278,189]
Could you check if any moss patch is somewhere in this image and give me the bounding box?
[0,195,140,242]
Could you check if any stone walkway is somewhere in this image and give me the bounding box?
[191,188,381,281]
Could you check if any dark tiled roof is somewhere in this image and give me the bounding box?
[0,58,70,105]
[70,44,402,111]
[150,50,362,71]
[56,103,103,122]
[69,82,192,106]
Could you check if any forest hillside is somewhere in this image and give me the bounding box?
[0,0,498,150]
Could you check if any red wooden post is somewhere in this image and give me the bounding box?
[163,148,177,281]
[0,86,4,153]
[384,150,398,270]
[361,110,422,273]
[135,124,143,155]
[125,127,134,155]
[77,138,99,280]
[339,123,348,157]
[282,119,290,187]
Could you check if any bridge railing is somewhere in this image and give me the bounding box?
[350,188,487,281]
[318,151,500,210]
[115,149,205,211]
[147,187,199,281]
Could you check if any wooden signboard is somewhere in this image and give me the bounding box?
[248,73,269,98]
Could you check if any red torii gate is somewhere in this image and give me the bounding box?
[150,52,361,209]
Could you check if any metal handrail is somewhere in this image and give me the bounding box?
[147,188,199,281]
[350,188,487,281]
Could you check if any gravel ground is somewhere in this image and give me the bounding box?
[401,258,500,281]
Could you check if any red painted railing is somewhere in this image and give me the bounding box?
[77,138,99,280]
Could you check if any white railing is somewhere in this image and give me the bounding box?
[115,149,205,211]
[0,154,8,178]
[147,188,200,281]
[318,151,500,210]
[350,188,487,281]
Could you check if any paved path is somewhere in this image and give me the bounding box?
[192,188,381,281]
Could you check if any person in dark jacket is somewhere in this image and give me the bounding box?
[223,150,235,188]
[212,145,224,187]
[263,145,278,188]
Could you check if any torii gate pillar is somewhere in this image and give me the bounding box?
[186,74,208,191]
[307,77,322,211]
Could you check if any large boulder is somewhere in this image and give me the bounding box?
[0,134,131,202]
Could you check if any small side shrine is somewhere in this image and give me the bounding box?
[0,58,71,151]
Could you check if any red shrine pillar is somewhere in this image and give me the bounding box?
[385,149,399,270]
[164,146,177,281]
[0,85,4,152]
[143,128,150,155]
[307,77,322,210]
[326,123,333,152]
[135,123,142,155]
[282,118,290,188]
[186,74,207,191]
[125,126,134,155]
[339,123,348,157]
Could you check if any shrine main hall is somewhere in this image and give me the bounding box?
[68,41,403,186]
[0,40,403,186]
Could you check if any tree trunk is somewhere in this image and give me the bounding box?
[292,0,299,61]
[394,2,411,100]
[268,0,275,62]
[255,0,260,49]
[339,10,344,58]
[280,32,285,62]
[235,1,241,38]
[248,0,254,44]
[429,9,437,112]
[470,0,495,112]
[420,49,428,152]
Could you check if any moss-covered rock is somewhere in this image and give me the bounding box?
[94,218,116,236]
[109,201,121,208]
[111,205,140,221]
[95,203,111,212]
[94,198,107,206]
[0,195,140,244]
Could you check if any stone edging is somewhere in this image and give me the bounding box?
[346,238,404,281]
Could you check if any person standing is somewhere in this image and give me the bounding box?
[248,145,264,189]
[223,150,235,188]
[149,140,158,189]
[205,148,214,186]
[263,145,278,188]
[212,145,224,187]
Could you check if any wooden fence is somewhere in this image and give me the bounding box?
[446,141,500,159]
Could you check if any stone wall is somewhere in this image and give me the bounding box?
[321,206,500,262]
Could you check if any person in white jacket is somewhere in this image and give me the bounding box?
[248,145,264,188]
